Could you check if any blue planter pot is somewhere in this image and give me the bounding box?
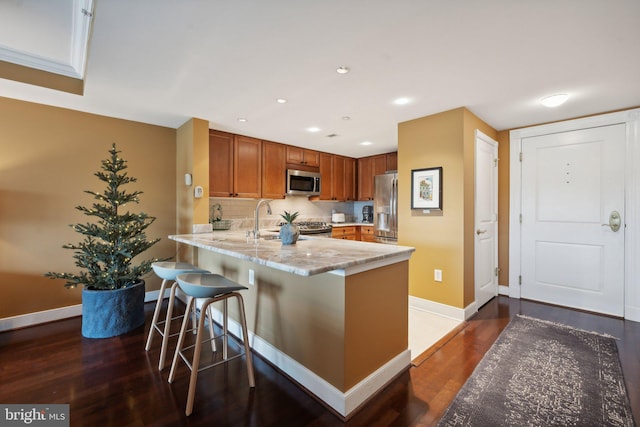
[279,223,300,245]
[81,279,145,338]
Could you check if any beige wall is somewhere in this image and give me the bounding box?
[197,248,407,391]
[0,96,177,318]
[176,118,209,263]
[398,107,496,309]
[496,130,510,286]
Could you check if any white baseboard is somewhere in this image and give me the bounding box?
[498,285,510,296]
[205,304,410,417]
[0,290,169,333]
[0,304,82,332]
[409,295,478,321]
[624,305,640,323]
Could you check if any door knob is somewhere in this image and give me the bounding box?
[476,229,487,235]
[602,210,621,232]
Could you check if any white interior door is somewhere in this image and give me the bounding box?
[521,124,625,316]
[475,130,499,308]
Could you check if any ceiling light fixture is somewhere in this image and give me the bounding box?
[306,126,321,133]
[540,93,569,108]
[360,141,373,146]
[392,97,410,105]
[342,116,351,121]
[276,98,287,104]
[237,117,248,122]
[336,66,350,74]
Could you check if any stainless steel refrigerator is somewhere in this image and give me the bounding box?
[374,172,398,244]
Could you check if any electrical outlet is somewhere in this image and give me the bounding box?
[248,269,255,286]
[434,269,442,282]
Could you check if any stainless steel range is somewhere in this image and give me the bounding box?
[288,221,332,237]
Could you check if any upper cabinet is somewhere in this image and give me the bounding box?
[344,157,356,201]
[286,146,320,169]
[357,152,396,201]
[386,152,398,171]
[209,130,262,198]
[318,152,333,200]
[209,128,393,202]
[262,140,287,199]
[318,154,355,201]
[209,130,234,197]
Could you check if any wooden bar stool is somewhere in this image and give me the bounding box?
[168,273,255,416]
[145,262,212,370]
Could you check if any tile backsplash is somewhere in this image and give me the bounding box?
[209,197,374,230]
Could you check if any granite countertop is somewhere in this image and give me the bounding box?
[169,231,414,276]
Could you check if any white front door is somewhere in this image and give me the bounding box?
[475,130,499,308]
[521,124,626,316]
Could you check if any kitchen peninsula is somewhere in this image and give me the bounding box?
[169,231,414,418]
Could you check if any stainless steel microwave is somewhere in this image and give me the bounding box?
[286,169,321,196]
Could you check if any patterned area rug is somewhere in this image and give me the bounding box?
[438,315,636,426]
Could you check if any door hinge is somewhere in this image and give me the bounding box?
[519,275,522,285]
[495,267,501,276]
[519,213,523,223]
[494,158,499,167]
[519,152,523,162]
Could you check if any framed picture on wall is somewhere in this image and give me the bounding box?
[411,167,443,210]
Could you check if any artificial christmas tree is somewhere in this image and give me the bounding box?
[46,144,164,338]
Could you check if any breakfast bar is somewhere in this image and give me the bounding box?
[169,231,414,418]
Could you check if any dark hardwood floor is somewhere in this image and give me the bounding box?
[1,296,638,426]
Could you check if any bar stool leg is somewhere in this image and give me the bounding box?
[206,306,217,352]
[235,293,255,387]
[158,282,179,370]
[223,298,228,360]
[145,278,169,351]
[185,298,213,416]
[168,296,194,384]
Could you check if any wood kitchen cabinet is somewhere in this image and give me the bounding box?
[344,157,356,201]
[360,225,376,242]
[357,152,395,201]
[318,152,333,200]
[286,146,320,168]
[332,226,357,240]
[386,152,398,171]
[319,154,355,201]
[331,155,346,201]
[262,140,287,199]
[209,130,262,198]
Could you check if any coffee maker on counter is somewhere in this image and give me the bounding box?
[362,205,373,223]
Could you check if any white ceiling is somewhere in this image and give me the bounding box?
[1,0,639,158]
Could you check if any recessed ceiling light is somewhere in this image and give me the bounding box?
[360,141,373,146]
[276,98,287,104]
[336,66,350,74]
[540,93,569,108]
[342,116,351,120]
[307,126,321,133]
[392,97,410,105]
[237,117,248,122]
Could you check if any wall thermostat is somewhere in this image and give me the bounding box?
[194,186,204,198]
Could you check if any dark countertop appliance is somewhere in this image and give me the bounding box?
[362,205,373,223]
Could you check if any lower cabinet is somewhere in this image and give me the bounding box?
[331,225,376,242]
[360,226,375,242]
[331,226,357,240]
